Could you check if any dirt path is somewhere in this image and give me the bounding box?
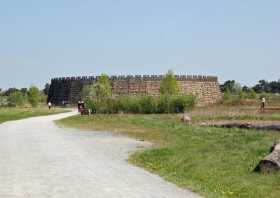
[0,112,201,198]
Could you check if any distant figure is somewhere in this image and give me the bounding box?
[48,101,52,110]
[261,97,266,112]
[77,101,85,113]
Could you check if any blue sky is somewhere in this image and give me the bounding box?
[0,0,279,89]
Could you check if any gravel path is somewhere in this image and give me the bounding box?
[0,112,202,198]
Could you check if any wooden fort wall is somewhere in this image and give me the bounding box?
[47,75,222,106]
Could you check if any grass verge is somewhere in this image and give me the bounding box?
[0,107,70,124]
[57,114,280,198]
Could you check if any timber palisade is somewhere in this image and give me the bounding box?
[47,75,222,106]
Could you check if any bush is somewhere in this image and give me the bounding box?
[157,95,170,113]
[127,97,141,113]
[139,96,157,114]
[28,86,40,107]
[116,96,131,113]
[8,91,25,107]
[84,94,196,114]
[248,89,257,99]
[223,88,231,101]
[172,95,196,113]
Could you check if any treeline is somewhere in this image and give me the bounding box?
[0,85,49,107]
[252,80,280,93]
[221,79,280,94]
[82,70,196,114]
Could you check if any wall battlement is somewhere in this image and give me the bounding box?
[48,74,222,106]
[51,75,218,82]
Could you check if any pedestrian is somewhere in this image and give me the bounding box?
[48,101,52,110]
[261,97,266,112]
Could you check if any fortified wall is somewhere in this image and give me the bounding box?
[47,75,222,106]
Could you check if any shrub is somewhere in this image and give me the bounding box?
[238,90,245,99]
[248,89,257,99]
[8,91,25,107]
[127,97,141,113]
[115,96,129,113]
[157,95,170,113]
[139,96,157,114]
[28,86,40,107]
[223,88,231,101]
[170,95,196,113]
[84,94,196,114]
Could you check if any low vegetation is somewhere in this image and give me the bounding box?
[57,112,280,198]
[82,71,196,114]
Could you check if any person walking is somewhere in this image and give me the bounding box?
[48,101,52,110]
[261,97,266,112]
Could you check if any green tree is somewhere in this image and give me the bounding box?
[82,74,112,101]
[8,91,25,107]
[94,74,112,99]
[28,86,41,107]
[160,70,178,96]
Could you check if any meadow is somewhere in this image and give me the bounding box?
[57,106,280,198]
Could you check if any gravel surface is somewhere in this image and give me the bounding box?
[0,112,202,198]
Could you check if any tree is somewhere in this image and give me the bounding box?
[4,88,19,96]
[8,91,25,107]
[43,83,50,95]
[95,74,112,97]
[160,70,178,96]
[82,74,112,102]
[28,86,41,107]
[220,80,235,93]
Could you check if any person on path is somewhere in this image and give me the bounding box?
[261,97,266,112]
[48,101,52,110]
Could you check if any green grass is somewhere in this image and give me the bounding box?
[192,113,280,122]
[0,107,69,124]
[57,114,280,198]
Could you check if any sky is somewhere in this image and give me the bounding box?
[0,0,279,89]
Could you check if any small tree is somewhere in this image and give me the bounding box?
[159,70,179,113]
[94,74,112,100]
[28,86,41,107]
[8,91,25,107]
[160,70,178,96]
[249,89,257,99]
[81,74,112,113]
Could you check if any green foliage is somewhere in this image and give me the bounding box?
[27,86,41,107]
[116,96,131,113]
[248,89,257,99]
[223,88,231,101]
[139,96,157,114]
[160,70,178,96]
[82,74,112,102]
[170,95,196,113]
[8,91,25,107]
[157,95,171,113]
[86,95,196,114]
[238,90,245,99]
[94,74,112,100]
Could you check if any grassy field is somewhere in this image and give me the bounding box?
[57,113,280,198]
[0,107,69,124]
